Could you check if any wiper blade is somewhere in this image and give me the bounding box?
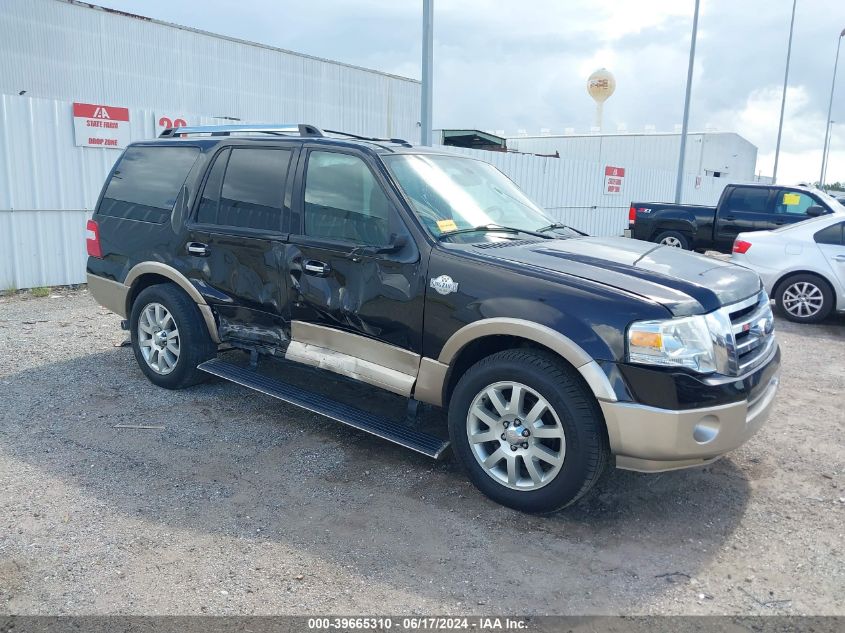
[536,222,589,236]
[438,224,552,240]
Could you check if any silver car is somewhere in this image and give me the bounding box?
[731,211,845,323]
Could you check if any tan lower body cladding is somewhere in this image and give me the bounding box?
[285,321,422,397]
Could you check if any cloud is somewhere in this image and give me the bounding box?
[706,85,843,183]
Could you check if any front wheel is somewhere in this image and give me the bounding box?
[129,283,217,389]
[448,349,609,513]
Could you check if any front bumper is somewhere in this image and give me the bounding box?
[600,362,780,472]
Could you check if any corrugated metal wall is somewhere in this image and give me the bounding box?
[0,210,92,288]
[0,0,422,290]
[1,0,421,141]
[507,133,758,183]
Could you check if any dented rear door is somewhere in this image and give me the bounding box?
[184,144,297,348]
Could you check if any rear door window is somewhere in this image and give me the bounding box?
[98,146,200,223]
[196,147,291,232]
[727,187,771,213]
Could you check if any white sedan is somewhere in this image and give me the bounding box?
[731,213,845,323]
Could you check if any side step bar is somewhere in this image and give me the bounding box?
[197,358,450,459]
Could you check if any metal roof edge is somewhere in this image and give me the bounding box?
[508,131,743,140]
[53,0,421,85]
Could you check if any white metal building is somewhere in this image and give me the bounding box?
[0,0,421,289]
[1,0,421,140]
[507,132,759,182]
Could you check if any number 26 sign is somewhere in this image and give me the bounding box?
[155,114,189,137]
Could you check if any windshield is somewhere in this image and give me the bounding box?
[383,153,580,240]
[816,188,845,213]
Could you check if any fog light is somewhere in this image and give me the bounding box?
[693,416,720,444]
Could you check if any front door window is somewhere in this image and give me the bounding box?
[303,151,391,246]
[774,191,816,217]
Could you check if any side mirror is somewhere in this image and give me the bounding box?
[375,233,408,254]
[806,205,825,217]
[347,234,409,261]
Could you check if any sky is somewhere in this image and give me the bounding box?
[95,0,845,186]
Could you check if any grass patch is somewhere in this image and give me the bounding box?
[3,285,17,296]
[30,286,51,298]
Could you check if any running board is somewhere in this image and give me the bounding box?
[197,358,450,459]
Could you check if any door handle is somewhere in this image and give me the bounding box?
[724,216,736,221]
[303,260,331,276]
[834,255,845,262]
[186,242,210,257]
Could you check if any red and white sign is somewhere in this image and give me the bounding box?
[155,114,190,137]
[604,165,625,195]
[72,102,130,148]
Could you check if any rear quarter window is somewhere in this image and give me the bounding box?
[97,146,200,223]
[814,221,845,246]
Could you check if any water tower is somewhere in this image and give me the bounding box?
[587,68,616,132]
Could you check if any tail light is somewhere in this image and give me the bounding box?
[86,219,102,258]
[628,205,637,225]
[732,239,752,254]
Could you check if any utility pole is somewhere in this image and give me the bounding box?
[822,121,836,186]
[773,0,797,184]
[675,0,700,204]
[420,0,434,145]
[820,28,845,188]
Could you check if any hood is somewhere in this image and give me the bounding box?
[466,236,761,316]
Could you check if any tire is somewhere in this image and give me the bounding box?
[653,230,690,249]
[129,283,217,389]
[448,349,609,513]
[774,273,834,324]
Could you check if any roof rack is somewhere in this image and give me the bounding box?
[158,123,412,146]
[158,123,325,138]
[324,129,411,147]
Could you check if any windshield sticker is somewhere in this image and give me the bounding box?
[430,275,459,295]
[436,219,458,233]
[783,193,801,206]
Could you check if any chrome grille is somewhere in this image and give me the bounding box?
[723,291,776,375]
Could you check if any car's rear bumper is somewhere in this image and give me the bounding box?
[600,358,780,472]
[87,272,129,318]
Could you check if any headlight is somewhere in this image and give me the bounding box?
[627,314,717,373]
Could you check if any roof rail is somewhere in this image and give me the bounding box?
[158,123,413,147]
[323,129,411,147]
[159,123,325,138]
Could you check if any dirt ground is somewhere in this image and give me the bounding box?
[0,288,843,616]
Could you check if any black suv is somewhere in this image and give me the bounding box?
[86,124,781,512]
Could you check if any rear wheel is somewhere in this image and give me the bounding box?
[654,230,690,249]
[448,349,609,513]
[129,284,217,389]
[774,274,834,323]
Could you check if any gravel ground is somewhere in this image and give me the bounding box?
[0,287,843,616]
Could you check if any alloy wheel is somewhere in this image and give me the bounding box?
[137,302,181,374]
[466,381,566,491]
[782,281,824,319]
